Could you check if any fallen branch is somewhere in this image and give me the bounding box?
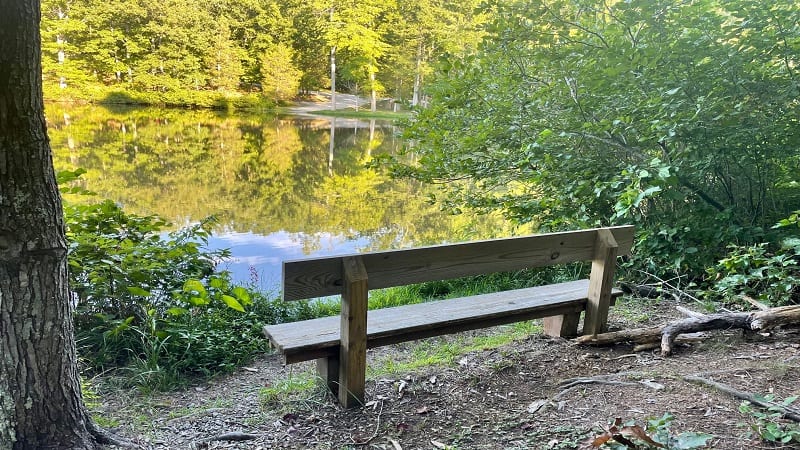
[662,305,800,355]
[632,334,706,352]
[575,327,704,348]
[575,327,665,346]
[576,305,800,356]
[684,375,800,423]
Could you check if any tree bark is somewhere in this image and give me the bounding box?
[0,1,108,448]
[411,41,423,108]
[369,67,377,113]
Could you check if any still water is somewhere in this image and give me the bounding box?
[46,104,520,292]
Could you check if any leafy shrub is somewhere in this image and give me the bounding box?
[58,169,273,385]
[739,395,800,444]
[705,213,800,307]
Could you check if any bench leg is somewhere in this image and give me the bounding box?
[316,356,339,396]
[543,312,581,338]
[339,256,368,408]
[584,229,619,335]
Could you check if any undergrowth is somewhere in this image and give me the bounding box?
[60,169,327,390]
[739,395,800,444]
[704,211,800,307]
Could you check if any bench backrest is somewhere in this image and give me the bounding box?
[282,225,635,301]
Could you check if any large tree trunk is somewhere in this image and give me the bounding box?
[0,1,106,448]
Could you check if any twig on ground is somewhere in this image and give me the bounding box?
[741,295,770,311]
[349,400,384,446]
[555,375,640,400]
[675,305,706,318]
[204,431,259,442]
[684,375,800,422]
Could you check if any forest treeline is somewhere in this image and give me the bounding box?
[40,0,485,107]
[389,0,800,300]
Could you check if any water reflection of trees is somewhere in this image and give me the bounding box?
[47,104,521,253]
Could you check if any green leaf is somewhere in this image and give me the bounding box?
[232,286,251,305]
[209,277,224,289]
[166,307,188,316]
[188,296,209,306]
[674,432,714,449]
[221,295,245,312]
[126,286,151,297]
[183,279,206,296]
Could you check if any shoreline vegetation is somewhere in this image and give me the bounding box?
[45,83,409,120]
[301,108,411,120]
[44,83,273,111]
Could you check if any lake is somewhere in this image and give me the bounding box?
[46,104,523,292]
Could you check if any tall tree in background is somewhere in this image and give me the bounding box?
[0,1,117,448]
[383,0,486,106]
[394,0,800,275]
[330,0,391,111]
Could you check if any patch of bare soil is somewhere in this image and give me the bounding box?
[101,297,800,449]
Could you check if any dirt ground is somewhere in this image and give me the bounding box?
[101,296,800,449]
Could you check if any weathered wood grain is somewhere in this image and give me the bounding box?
[338,256,368,407]
[282,225,635,301]
[264,279,624,364]
[583,229,619,335]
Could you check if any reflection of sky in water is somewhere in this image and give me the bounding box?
[208,230,373,293]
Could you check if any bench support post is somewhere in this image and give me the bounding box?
[316,356,339,396]
[338,256,368,408]
[583,229,619,336]
[543,312,581,338]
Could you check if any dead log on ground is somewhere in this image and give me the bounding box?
[576,305,800,356]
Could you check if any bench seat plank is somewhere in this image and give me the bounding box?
[264,279,622,364]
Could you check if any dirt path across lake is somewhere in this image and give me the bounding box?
[284,91,370,116]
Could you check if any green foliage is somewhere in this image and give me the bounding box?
[705,212,800,306]
[259,373,318,407]
[40,0,486,108]
[60,170,277,385]
[739,395,800,444]
[389,0,800,279]
[260,43,302,101]
[589,414,713,450]
[706,239,800,306]
[776,210,800,229]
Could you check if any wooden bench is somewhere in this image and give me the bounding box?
[263,225,634,408]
